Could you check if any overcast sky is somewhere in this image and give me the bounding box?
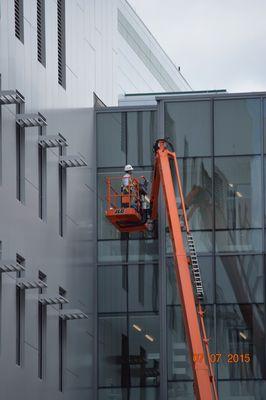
[128,0,266,92]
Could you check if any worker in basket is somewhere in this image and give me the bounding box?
[121,165,151,218]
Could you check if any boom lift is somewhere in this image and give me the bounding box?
[105,139,219,400]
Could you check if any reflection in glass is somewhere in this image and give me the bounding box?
[216,255,263,304]
[129,315,160,387]
[166,231,212,255]
[165,101,211,157]
[168,382,194,400]
[98,266,127,313]
[128,240,158,262]
[128,264,159,312]
[217,304,266,379]
[177,158,213,230]
[218,380,266,400]
[127,111,157,166]
[214,98,261,155]
[99,316,127,387]
[167,257,213,306]
[129,387,159,399]
[98,240,127,263]
[167,305,192,381]
[215,229,262,253]
[97,112,126,167]
[214,156,262,229]
[167,306,214,381]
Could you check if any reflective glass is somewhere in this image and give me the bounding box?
[214,156,262,229]
[128,264,159,312]
[129,315,160,387]
[214,98,261,155]
[168,382,194,400]
[167,256,213,305]
[98,266,127,313]
[98,388,125,400]
[177,158,213,230]
[165,101,211,157]
[215,229,262,253]
[98,387,160,400]
[167,306,214,381]
[216,304,265,379]
[98,240,127,263]
[129,387,159,399]
[128,240,158,262]
[127,111,157,166]
[166,231,212,255]
[216,255,263,303]
[218,380,266,400]
[97,112,126,167]
[98,316,127,387]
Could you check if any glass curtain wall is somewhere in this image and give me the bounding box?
[97,110,160,400]
[96,94,266,400]
[165,96,266,400]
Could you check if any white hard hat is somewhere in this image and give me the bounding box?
[124,164,134,172]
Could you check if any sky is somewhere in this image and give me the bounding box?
[128,0,266,92]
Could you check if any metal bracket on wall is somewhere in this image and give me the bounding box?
[59,155,87,168]
[0,90,25,105]
[39,294,69,306]
[16,112,47,128]
[38,133,68,148]
[16,278,47,290]
[59,309,88,320]
[0,260,25,273]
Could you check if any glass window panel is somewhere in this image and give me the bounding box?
[129,315,160,387]
[128,240,158,262]
[214,156,262,229]
[128,264,159,312]
[167,256,213,305]
[214,98,261,155]
[97,112,126,167]
[98,240,127,263]
[165,101,211,157]
[218,380,266,400]
[98,388,125,400]
[217,304,266,379]
[216,255,263,303]
[127,111,157,167]
[177,158,213,230]
[215,229,262,253]
[168,382,194,400]
[98,266,127,313]
[166,231,212,255]
[98,316,127,387]
[167,306,214,381]
[129,387,159,399]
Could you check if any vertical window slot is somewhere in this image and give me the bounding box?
[14,0,24,43]
[57,0,66,88]
[16,254,25,366]
[37,0,46,66]
[38,271,47,379]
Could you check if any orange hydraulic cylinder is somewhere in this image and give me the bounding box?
[156,145,216,400]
